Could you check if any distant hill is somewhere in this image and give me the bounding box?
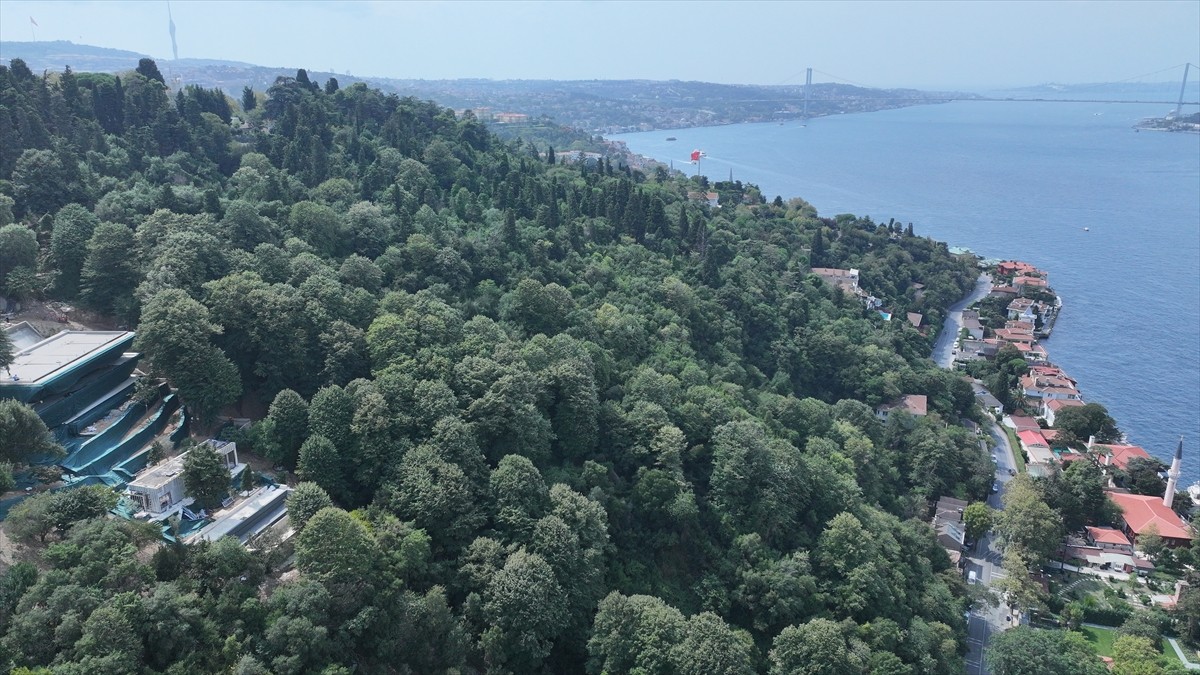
[0,40,978,133]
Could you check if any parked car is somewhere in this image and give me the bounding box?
[992,482,1000,493]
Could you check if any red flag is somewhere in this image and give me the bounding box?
[30,16,38,26]
[690,150,701,162]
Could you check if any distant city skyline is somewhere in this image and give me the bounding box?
[1,0,1197,89]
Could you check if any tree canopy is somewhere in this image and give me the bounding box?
[0,57,995,674]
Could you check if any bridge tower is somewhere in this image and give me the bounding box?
[803,68,812,120]
[1174,63,1192,118]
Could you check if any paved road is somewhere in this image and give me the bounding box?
[931,273,1008,673]
[932,273,993,368]
[962,412,1020,672]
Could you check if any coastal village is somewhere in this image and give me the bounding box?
[802,255,1199,667]
[945,259,1198,666]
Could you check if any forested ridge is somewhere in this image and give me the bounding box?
[0,58,990,674]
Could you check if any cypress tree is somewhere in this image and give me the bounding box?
[241,86,256,112]
[811,227,825,267]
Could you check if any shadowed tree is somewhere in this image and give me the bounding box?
[286,482,333,531]
[183,442,229,509]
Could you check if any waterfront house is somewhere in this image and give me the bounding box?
[1013,275,1050,295]
[997,261,1046,279]
[1020,373,1082,401]
[994,328,1036,344]
[1091,443,1152,473]
[1019,343,1050,364]
[1043,398,1085,426]
[1006,298,1037,322]
[1108,491,1194,548]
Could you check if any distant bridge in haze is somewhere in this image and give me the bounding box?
[770,63,1200,112]
[748,96,1200,105]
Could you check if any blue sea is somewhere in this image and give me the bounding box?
[613,97,1200,485]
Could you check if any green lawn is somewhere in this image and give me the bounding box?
[1081,625,1116,657]
[1081,625,1188,666]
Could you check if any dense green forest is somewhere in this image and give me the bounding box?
[0,57,990,674]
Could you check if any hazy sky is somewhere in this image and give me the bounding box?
[1,0,1198,88]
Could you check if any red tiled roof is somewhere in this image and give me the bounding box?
[880,394,928,417]
[1086,526,1132,546]
[1108,492,1193,541]
[1018,429,1049,448]
[1047,399,1085,411]
[1095,444,1151,471]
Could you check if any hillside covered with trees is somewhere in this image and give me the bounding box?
[1,57,990,674]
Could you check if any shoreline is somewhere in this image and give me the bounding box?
[950,260,1198,491]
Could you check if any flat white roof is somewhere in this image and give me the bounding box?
[129,454,188,491]
[193,485,291,543]
[2,331,134,384]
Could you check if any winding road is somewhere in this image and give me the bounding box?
[932,273,993,368]
[929,272,1011,674]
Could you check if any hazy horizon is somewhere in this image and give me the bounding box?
[1,0,1197,91]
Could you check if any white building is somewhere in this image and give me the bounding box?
[127,440,242,517]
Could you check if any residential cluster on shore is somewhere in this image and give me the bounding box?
[954,260,1195,577]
